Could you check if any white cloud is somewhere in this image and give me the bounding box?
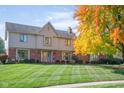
[48,11,73,20]
[52,19,77,30]
[34,19,41,23]
[45,16,53,22]
[46,11,78,33]
[63,8,67,11]
[32,11,78,33]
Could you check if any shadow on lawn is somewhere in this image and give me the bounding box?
[99,65,124,75]
[113,69,124,75]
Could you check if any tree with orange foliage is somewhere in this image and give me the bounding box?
[74,5,124,60]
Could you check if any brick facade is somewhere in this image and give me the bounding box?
[76,54,90,63]
[8,48,16,59]
[98,54,106,59]
[78,54,90,63]
[53,51,62,61]
[30,49,41,61]
[8,47,107,63]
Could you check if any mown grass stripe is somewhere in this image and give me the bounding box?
[12,65,54,87]
[84,65,99,81]
[0,64,124,87]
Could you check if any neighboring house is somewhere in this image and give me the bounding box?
[5,22,75,62]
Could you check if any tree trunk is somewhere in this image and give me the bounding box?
[122,46,124,61]
[122,52,124,61]
[122,51,124,61]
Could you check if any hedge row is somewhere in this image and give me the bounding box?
[0,54,124,65]
[90,58,124,64]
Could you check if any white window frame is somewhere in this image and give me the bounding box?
[20,34,28,42]
[65,39,71,46]
[16,49,30,60]
[44,37,52,46]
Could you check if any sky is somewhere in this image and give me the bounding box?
[0,5,78,40]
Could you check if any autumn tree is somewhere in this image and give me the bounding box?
[74,5,124,60]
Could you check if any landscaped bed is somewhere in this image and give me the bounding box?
[0,64,124,88]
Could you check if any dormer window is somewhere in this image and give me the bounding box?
[44,37,51,46]
[20,34,27,42]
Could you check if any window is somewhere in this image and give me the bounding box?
[62,52,70,61]
[65,39,71,46]
[20,34,27,42]
[17,50,28,60]
[44,37,51,46]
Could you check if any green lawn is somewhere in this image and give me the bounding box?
[81,83,124,88]
[0,64,124,88]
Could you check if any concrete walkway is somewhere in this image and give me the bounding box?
[44,80,124,88]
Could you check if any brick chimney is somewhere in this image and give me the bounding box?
[67,27,72,34]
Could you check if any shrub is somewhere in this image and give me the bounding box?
[61,60,65,64]
[66,60,70,64]
[68,60,75,64]
[0,55,8,64]
[98,58,124,64]
[20,59,39,64]
[75,60,83,64]
[24,59,31,63]
[72,55,84,64]
[30,59,36,63]
[90,61,97,64]
[6,58,16,64]
[72,55,79,61]
[19,59,29,63]
[85,61,90,64]
[108,58,124,64]
[36,60,41,64]
[98,58,108,64]
[55,60,60,64]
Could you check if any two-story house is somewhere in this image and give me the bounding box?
[5,22,75,62]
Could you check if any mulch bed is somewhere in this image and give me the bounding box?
[112,66,124,69]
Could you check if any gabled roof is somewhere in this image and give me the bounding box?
[40,22,58,36]
[6,22,41,35]
[5,22,75,39]
[55,30,75,38]
[42,22,55,31]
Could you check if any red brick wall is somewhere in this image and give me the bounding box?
[8,48,16,59]
[77,54,90,63]
[78,54,106,63]
[30,49,41,61]
[99,54,106,59]
[53,51,62,61]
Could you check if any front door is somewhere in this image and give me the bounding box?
[41,51,52,62]
[48,52,52,62]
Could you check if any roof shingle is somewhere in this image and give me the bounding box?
[6,22,75,38]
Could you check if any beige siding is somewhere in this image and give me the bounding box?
[8,24,74,51]
[39,24,57,37]
[54,38,73,51]
[9,32,36,48]
[36,35,44,49]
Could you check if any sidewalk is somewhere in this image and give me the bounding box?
[44,80,124,88]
